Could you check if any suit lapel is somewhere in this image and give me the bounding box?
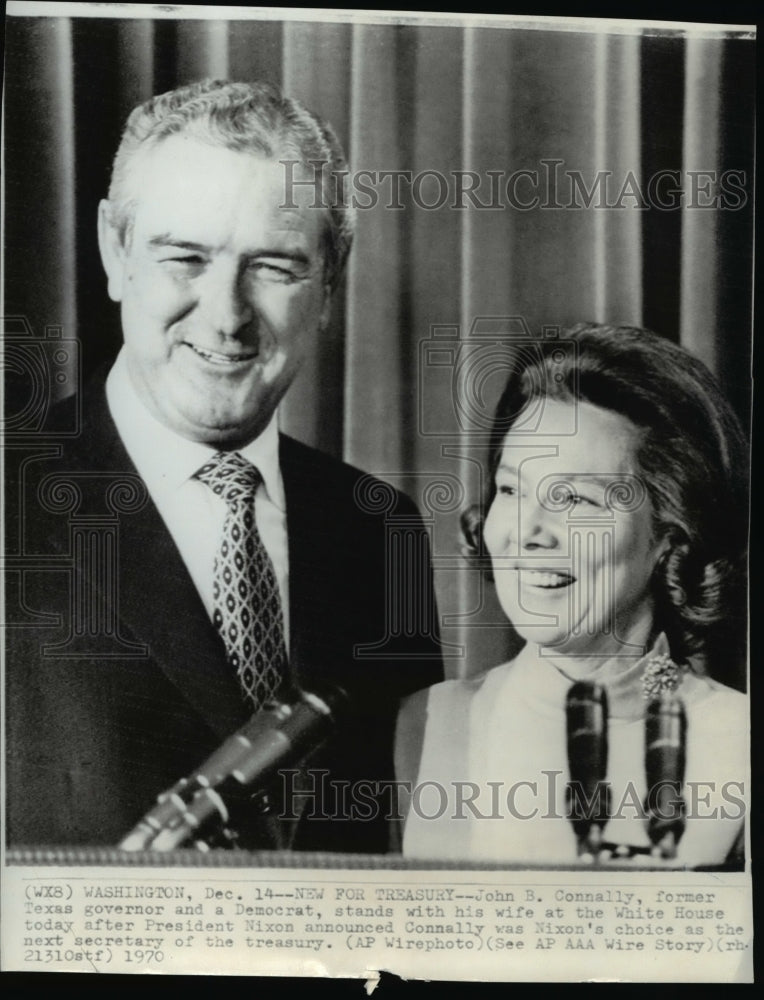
[278,435,343,840]
[67,384,250,740]
[115,494,250,739]
[280,434,336,689]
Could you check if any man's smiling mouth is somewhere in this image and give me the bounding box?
[187,343,258,365]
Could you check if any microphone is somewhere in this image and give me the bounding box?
[644,694,687,859]
[565,682,611,857]
[119,684,347,851]
[119,708,287,850]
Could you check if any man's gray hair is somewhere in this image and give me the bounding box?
[108,79,354,289]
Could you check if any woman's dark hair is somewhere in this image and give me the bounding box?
[462,323,748,676]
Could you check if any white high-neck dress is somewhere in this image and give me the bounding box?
[396,637,747,866]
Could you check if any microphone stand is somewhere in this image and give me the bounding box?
[119,686,345,851]
[565,682,611,859]
[643,694,687,860]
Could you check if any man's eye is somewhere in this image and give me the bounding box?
[252,261,300,282]
[256,264,297,282]
[164,255,205,267]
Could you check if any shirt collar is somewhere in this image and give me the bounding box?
[105,349,285,510]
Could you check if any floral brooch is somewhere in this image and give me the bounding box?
[642,651,683,699]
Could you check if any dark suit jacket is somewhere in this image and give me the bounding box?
[5,379,443,852]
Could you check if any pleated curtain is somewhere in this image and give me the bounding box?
[3,13,754,683]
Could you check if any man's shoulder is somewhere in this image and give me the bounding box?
[32,374,116,459]
[279,432,377,482]
[44,391,81,434]
[278,434,421,519]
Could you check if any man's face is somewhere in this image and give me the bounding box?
[99,134,330,446]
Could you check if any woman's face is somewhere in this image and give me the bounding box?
[483,398,668,662]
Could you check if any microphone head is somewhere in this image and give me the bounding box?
[119,680,351,851]
[645,694,687,783]
[565,682,610,840]
[644,694,687,850]
[566,681,609,779]
[300,681,350,720]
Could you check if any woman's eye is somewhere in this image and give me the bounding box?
[568,492,599,508]
[497,484,518,497]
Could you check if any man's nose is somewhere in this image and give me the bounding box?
[201,263,254,337]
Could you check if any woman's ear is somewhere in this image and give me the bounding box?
[97,200,127,303]
[319,283,332,331]
[651,523,675,568]
[657,538,671,562]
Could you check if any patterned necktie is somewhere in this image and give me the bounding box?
[196,451,288,711]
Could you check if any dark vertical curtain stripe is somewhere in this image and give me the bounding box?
[600,33,643,325]
[72,18,126,377]
[680,37,723,375]
[510,29,602,329]
[116,20,155,109]
[461,27,515,319]
[228,20,283,86]
[4,18,77,356]
[345,25,406,470]
[716,38,755,429]
[391,26,419,481]
[456,28,519,676]
[279,22,352,456]
[407,24,465,489]
[151,20,178,96]
[640,33,685,342]
[404,28,465,671]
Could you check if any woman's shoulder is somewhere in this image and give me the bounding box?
[397,675,482,740]
[679,671,748,765]
[399,666,504,718]
[680,670,747,717]
[395,667,508,789]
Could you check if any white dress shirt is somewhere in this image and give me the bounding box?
[106,349,290,644]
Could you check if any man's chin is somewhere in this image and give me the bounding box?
[167,406,270,448]
[189,420,266,448]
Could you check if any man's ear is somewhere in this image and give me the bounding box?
[97,200,127,303]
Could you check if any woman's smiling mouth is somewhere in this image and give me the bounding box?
[518,569,576,589]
